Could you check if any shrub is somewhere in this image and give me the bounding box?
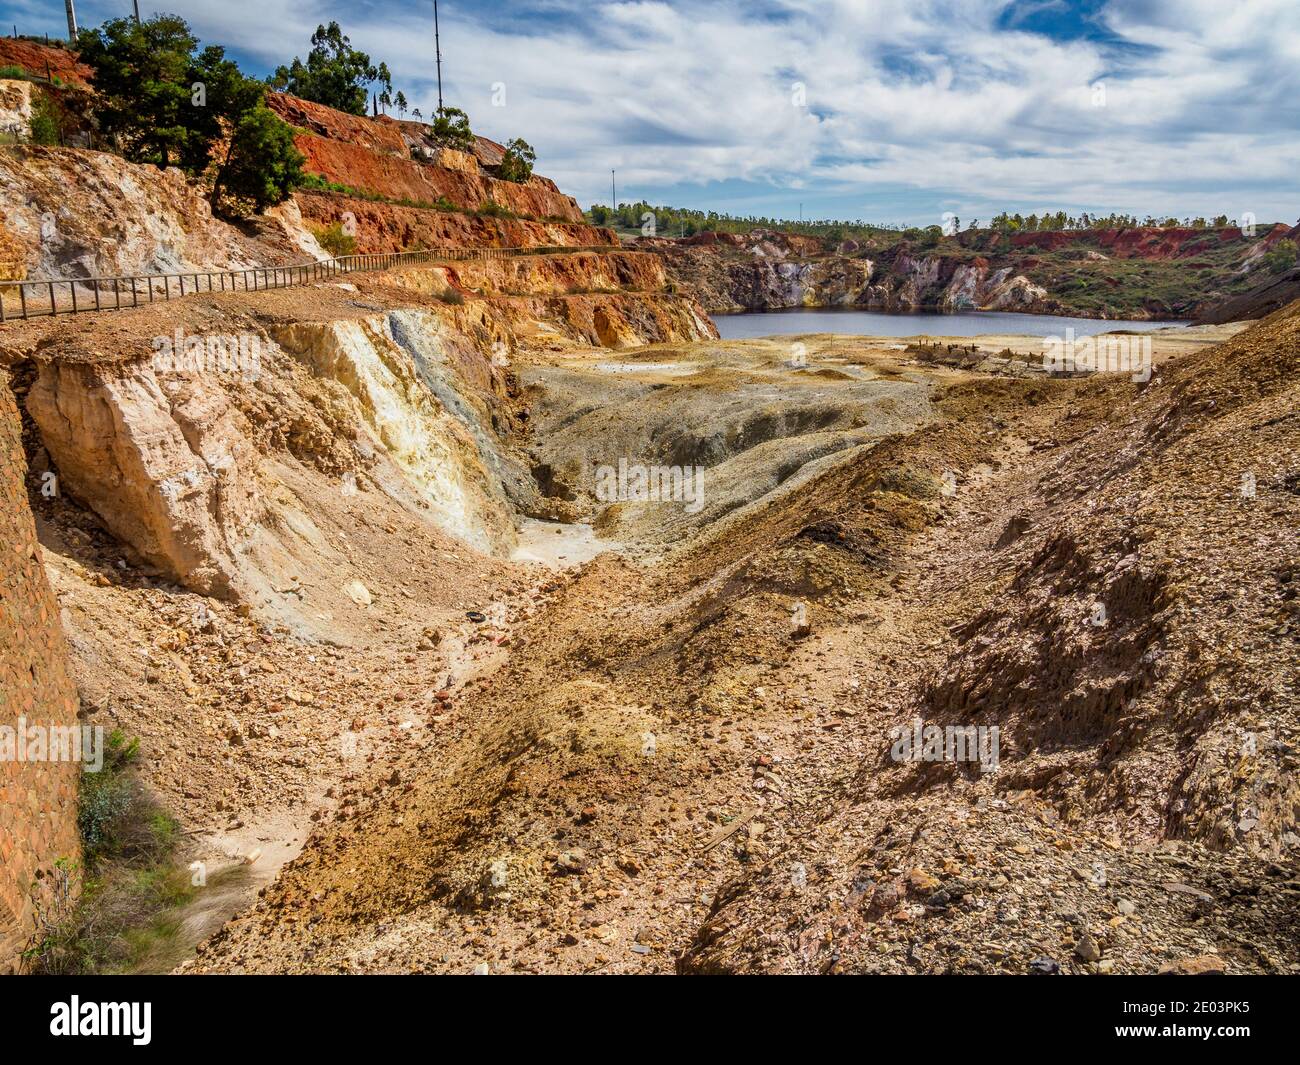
[211,102,306,216]
[28,92,62,146]
[312,222,357,257]
[25,730,194,974]
[1263,239,1298,274]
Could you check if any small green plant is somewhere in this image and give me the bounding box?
[78,729,141,864]
[312,221,358,257]
[28,92,62,146]
[437,288,464,304]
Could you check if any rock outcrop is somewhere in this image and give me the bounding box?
[295,191,611,254]
[0,79,33,137]
[263,92,586,225]
[0,146,312,283]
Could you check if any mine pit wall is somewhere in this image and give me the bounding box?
[434,250,669,298]
[384,266,718,348]
[292,133,584,222]
[0,374,81,974]
[295,191,615,254]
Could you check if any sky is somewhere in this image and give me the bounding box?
[3,0,1297,226]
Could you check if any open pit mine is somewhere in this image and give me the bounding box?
[0,41,1296,984]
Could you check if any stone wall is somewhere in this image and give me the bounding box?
[0,372,81,973]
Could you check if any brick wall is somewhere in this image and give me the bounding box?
[0,371,80,973]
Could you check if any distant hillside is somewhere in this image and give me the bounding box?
[626,220,1299,321]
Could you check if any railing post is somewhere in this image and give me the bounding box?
[71,282,77,314]
[114,278,120,309]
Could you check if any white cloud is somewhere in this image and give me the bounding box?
[15,0,1300,221]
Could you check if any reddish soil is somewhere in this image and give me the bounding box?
[295,191,615,253]
[0,39,92,86]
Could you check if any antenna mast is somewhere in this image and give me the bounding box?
[434,0,444,111]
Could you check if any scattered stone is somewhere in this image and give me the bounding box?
[1075,934,1102,962]
[343,580,373,606]
[554,848,586,874]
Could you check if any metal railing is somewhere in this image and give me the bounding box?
[0,244,634,322]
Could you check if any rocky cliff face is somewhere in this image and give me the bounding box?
[263,93,587,225]
[0,146,322,284]
[295,191,611,254]
[0,79,33,137]
[642,221,1286,320]
[7,246,713,629]
[0,375,82,974]
[658,243,1051,315]
[12,297,529,634]
[0,39,92,86]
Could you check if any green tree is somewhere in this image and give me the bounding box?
[497,137,535,182]
[429,106,474,150]
[79,13,304,217]
[210,102,305,215]
[395,91,408,118]
[269,22,391,116]
[76,15,212,169]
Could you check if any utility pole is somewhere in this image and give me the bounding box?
[611,169,616,210]
[64,0,77,41]
[434,0,444,112]
[133,0,141,24]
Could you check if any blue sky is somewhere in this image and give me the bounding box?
[3,0,1297,226]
